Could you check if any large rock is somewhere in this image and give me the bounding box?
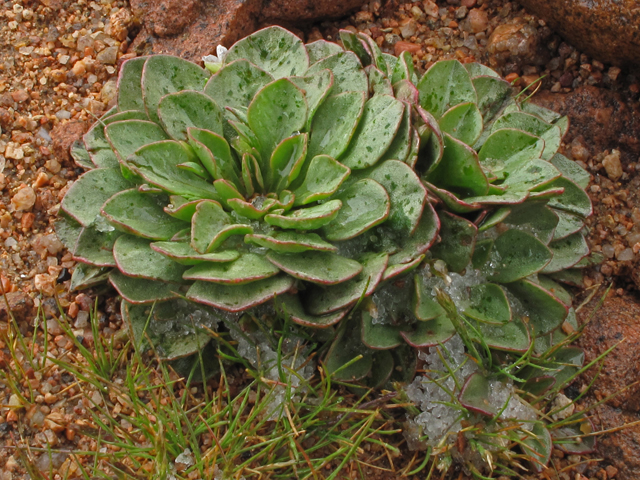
[577,292,640,479]
[129,0,366,62]
[532,86,640,159]
[516,0,640,67]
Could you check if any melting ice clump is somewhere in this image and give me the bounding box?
[403,334,537,451]
[229,305,314,420]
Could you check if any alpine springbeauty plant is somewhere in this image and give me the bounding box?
[57,26,597,467]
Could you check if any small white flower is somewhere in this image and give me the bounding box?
[203,45,228,73]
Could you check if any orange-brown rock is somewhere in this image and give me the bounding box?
[516,0,640,67]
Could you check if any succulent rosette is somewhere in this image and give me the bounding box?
[57,25,596,423]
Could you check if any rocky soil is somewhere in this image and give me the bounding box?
[1,0,640,478]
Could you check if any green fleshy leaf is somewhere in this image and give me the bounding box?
[71,140,95,170]
[413,274,446,321]
[187,274,294,312]
[473,75,512,121]
[464,283,511,324]
[101,189,185,240]
[265,199,342,230]
[391,51,415,84]
[305,252,388,315]
[128,141,222,201]
[247,78,307,164]
[151,241,239,265]
[546,177,593,217]
[276,293,346,328]
[486,229,552,283]
[113,235,187,282]
[103,119,168,174]
[325,321,372,381]
[459,373,497,416]
[389,203,440,265]
[393,79,419,105]
[213,179,243,204]
[426,182,482,214]
[70,263,110,291]
[340,29,372,66]
[266,251,362,285]
[401,315,456,348]
[227,198,276,219]
[289,69,334,130]
[417,59,477,119]
[61,168,133,227]
[361,311,403,349]
[472,238,493,269]
[269,133,307,192]
[469,317,530,352]
[142,55,209,123]
[292,155,350,206]
[117,57,147,112]
[245,232,336,253]
[549,153,590,189]
[521,423,552,472]
[366,65,393,95]
[503,203,559,245]
[416,107,444,173]
[224,26,309,79]
[439,102,483,145]
[83,109,148,169]
[306,51,368,95]
[339,94,405,170]
[506,279,568,335]
[366,159,427,235]
[55,214,83,251]
[542,233,589,273]
[158,90,224,141]
[307,92,366,160]
[163,197,201,222]
[109,270,179,304]
[382,254,424,282]
[306,40,343,65]
[323,179,390,241]
[73,227,120,267]
[430,211,477,273]
[184,252,280,284]
[379,104,412,163]
[191,200,251,253]
[122,300,214,360]
[463,191,530,205]
[465,62,500,78]
[478,207,511,232]
[204,59,274,110]
[477,128,544,177]
[188,128,240,185]
[358,33,387,75]
[552,414,596,455]
[492,112,560,160]
[552,210,584,241]
[427,133,488,197]
[536,275,572,307]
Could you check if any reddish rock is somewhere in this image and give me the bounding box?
[486,18,549,69]
[532,86,640,159]
[394,41,421,56]
[260,0,367,22]
[578,292,640,412]
[516,0,640,67]
[590,404,640,480]
[50,120,89,164]
[577,293,640,480]
[129,0,367,62]
[0,292,35,323]
[130,0,262,62]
